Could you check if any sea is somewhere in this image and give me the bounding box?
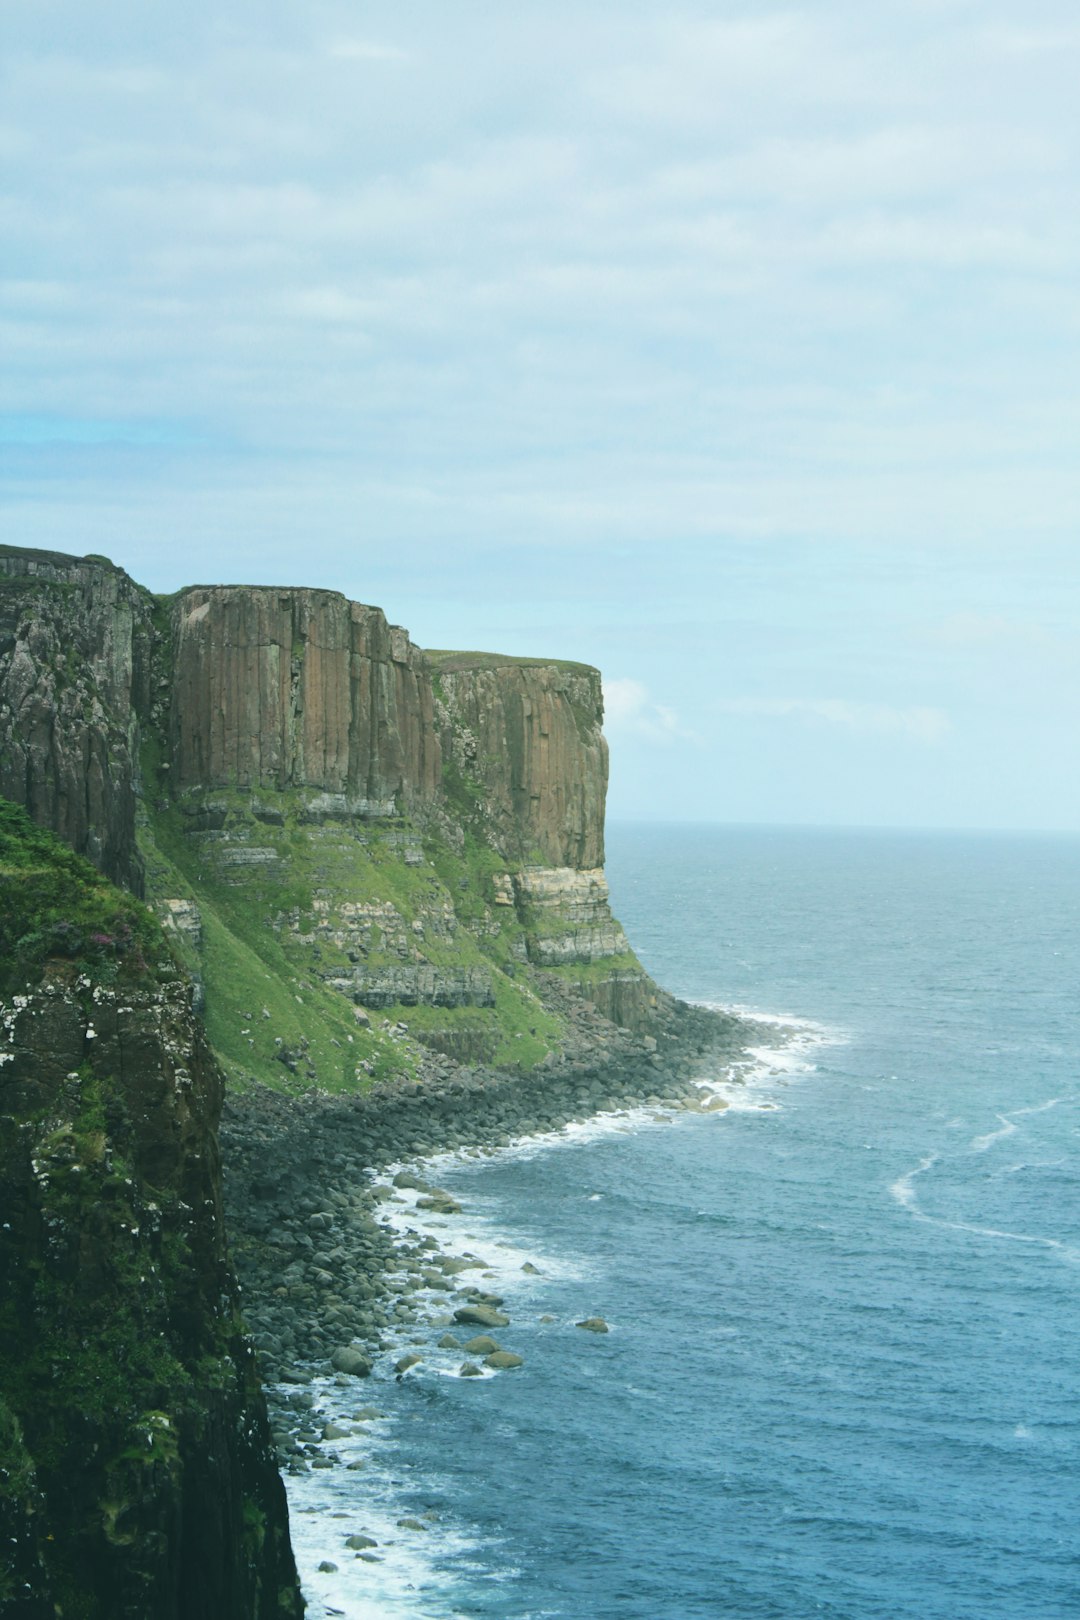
[282,824,1080,1620]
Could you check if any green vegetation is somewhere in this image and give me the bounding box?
[543,951,643,985]
[131,737,578,1090]
[0,798,170,998]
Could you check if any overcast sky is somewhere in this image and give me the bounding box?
[3,2,1079,829]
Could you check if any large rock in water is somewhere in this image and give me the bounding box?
[454,1303,511,1329]
[0,806,302,1620]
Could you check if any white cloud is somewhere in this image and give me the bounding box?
[604,678,690,744]
[714,698,952,745]
[329,40,408,63]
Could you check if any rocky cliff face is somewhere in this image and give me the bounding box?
[0,544,670,1613]
[0,545,664,1093]
[430,653,607,869]
[0,547,153,894]
[0,805,302,1619]
[169,586,440,810]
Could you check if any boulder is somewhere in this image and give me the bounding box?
[331,1346,374,1376]
[454,1304,510,1329]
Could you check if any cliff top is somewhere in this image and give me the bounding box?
[425,648,598,676]
[0,544,134,580]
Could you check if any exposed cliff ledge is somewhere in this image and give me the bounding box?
[0,802,302,1618]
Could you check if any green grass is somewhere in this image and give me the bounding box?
[542,950,644,985]
[132,749,579,1093]
[0,798,171,998]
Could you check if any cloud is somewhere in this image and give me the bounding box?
[328,40,408,63]
[714,697,952,745]
[603,678,691,744]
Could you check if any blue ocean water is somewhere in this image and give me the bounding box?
[291,825,1080,1620]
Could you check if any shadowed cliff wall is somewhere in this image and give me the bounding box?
[0,547,154,893]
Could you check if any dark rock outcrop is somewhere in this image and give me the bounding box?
[0,800,302,1619]
[0,969,303,1620]
[0,547,154,893]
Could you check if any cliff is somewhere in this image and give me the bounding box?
[0,544,685,1615]
[0,546,664,1088]
[429,650,607,869]
[0,802,302,1618]
[168,586,440,809]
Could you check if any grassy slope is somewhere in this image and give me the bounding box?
[137,775,566,1096]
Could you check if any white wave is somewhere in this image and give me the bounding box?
[1008,1095,1074,1119]
[970,1115,1018,1153]
[281,1388,488,1620]
[970,1094,1074,1155]
[942,1218,1080,1263]
[372,1175,585,1295]
[890,1154,938,1209]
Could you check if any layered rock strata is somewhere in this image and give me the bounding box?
[513,866,630,965]
[430,652,607,869]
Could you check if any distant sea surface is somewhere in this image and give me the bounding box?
[290,825,1080,1619]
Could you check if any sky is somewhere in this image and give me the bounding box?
[2,1,1079,830]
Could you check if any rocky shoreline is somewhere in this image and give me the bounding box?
[220,998,776,1483]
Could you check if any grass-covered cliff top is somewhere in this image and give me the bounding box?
[424,648,598,676]
[0,798,170,999]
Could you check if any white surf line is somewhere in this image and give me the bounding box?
[970,1093,1075,1154]
[690,1006,843,1113]
[890,1149,1080,1263]
[890,1153,939,1210]
[969,1116,1019,1154]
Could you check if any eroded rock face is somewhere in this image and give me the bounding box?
[0,972,302,1620]
[169,585,441,805]
[434,657,608,869]
[513,866,631,965]
[0,548,154,893]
